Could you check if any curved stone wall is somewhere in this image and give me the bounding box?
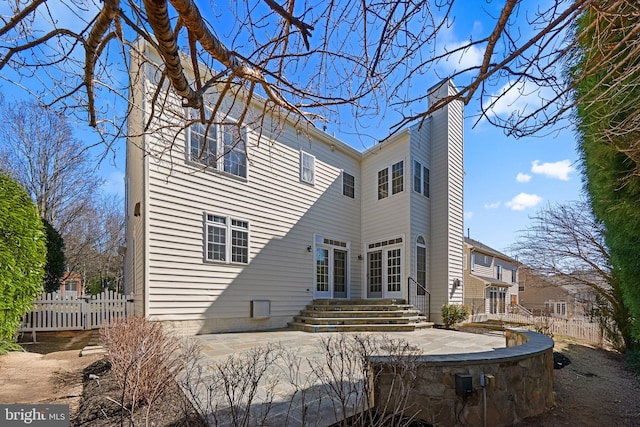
[369,329,554,426]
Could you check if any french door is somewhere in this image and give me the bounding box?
[367,246,403,299]
[315,247,348,298]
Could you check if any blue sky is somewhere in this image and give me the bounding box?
[1,0,583,253]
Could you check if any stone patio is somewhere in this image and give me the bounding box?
[183,328,505,426]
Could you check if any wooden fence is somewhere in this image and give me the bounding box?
[19,291,134,333]
[485,313,605,346]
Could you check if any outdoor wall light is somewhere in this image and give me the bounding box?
[358,254,363,260]
[307,246,313,253]
[453,278,461,288]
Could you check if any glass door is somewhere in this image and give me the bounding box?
[333,249,348,298]
[367,251,383,298]
[315,248,331,298]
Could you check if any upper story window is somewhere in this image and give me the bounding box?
[342,171,355,198]
[378,168,388,199]
[188,120,247,178]
[511,269,517,283]
[392,161,404,194]
[205,214,249,264]
[378,160,404,199]
[471,253,475,271]
[413,160,430,197]
[497,265,503,280]
[300,151,315,184]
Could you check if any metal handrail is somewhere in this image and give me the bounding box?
[407,277,430,322]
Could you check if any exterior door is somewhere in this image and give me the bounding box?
[367,251,383,298]
[333,249,348,298]
[315,246,349,298]
[367,247,403,298]
[315,248,331,298]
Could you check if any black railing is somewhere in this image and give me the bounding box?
[407,277,430,322]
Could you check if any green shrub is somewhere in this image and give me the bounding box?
[441,304,470,329]
[0,174,46,352]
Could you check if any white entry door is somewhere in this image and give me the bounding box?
[315,246,349,299]
[367,246,403,299]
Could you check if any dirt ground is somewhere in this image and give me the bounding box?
[1,332,639,426]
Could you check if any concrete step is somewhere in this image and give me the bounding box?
[311,298,407,306]
[293,315,425,326]
[300,309,420,318]
[305,304,416,312]
[287,322,434,333]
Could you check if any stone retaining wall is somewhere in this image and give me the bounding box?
[369,329,554,426]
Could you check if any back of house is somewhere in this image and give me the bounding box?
[124,41,465,334]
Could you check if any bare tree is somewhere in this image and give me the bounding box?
[64,194,125,293]
[0,100,103,235]
[3,1,635,150]
[511,199,632,350]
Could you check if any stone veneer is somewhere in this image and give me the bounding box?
[369,329,554,426]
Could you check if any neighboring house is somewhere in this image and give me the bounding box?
[519,268,597,319]
[124,41,465,335]
[59,271,83,298]
[463,237,519,315]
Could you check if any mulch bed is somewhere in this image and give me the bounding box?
[73,359,206,427]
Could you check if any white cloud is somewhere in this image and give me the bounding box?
[484,202,500,209]
[506,193,543,211]
[464,211,474,220]
[531,160,575,181]
[487,80,550,118]
[516,173,532,183]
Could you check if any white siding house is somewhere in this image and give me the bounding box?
[124,43,465,334]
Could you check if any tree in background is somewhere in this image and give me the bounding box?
[64,195,125,295]
[1,0,633,152]
[512,199,633,350]
[42,218,66,294]
[0,100,103,236]
[0,174,46,352]
[571,2,640,345]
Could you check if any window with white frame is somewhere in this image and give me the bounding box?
[188,120,247,178]
[496,265,503,280]
[377,168,388,199]
[300,151,315,184]
[378,160,404,199]
[511,268,517,283]
[342,171,355,198]
[391,161,404,194]
[205,214,249,264]
[413,160,430,197]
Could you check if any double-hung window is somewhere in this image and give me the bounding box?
[378,160,404,199]
[413,160,430,197]
[342,171,355,198]
[300,151,315,184]
[188,119,247,178]
[391,161,404,194]
[205,214,249,264]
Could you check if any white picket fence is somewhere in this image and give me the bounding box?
[19,291,134,332]
[485,313,605,346]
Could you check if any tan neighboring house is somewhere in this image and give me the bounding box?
[519,268,596,319]
[124,41,465,334]
[59,271,83,298]
[463,237,519,316]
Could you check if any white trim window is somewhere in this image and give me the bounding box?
[342,171,355,198]
[378,160,404,199]
[413,160,430,197]
[205,214,249,264]
[188,120,247,178]
[300,151,315,184]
